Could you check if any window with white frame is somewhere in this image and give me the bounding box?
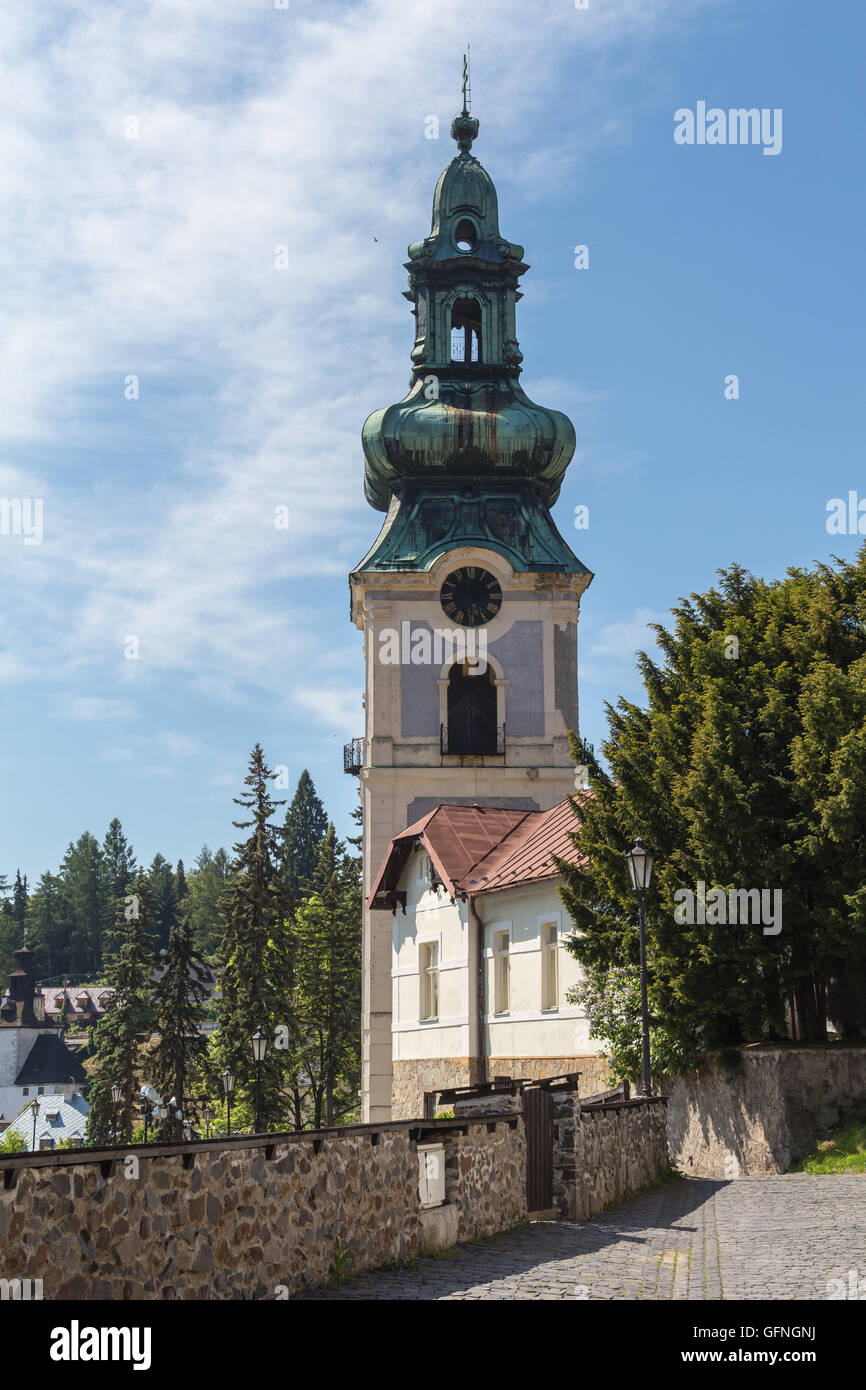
[541,921,559,1010]
[493,930,510,1014]
[419,941,439,1020]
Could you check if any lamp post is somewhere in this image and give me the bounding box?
[222,1067,235,1138]
[626,836,655,1097]
[110,1082,122,1145]
[202,1104,213,1140]
[251,1029,267,1133]
[29,1097,40,1152]
[140,1099,149,1145]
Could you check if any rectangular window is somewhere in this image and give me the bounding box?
[493,930,510,1014]
[22,1088,29,1096]
[541,922,559,1010]
[419,941,439,1021]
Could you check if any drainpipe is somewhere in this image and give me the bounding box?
[466,894,487,1087]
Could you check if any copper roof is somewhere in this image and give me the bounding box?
[367,798,586,909]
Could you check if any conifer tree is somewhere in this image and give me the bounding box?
[151,904,209,1138]
[87,873,157,1143]
[12,871,28,938]
[26,873,64,979]
[559,550,866,1069]
[280,770,328,899]
[60,833,107,977]
[187,846,231,959]
[292,824,362,1127]
[215,745,291,1125]
[173,859,189,906]
[148,853,177,952]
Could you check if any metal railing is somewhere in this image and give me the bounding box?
[343,737,364,774]
[440,723,505,756]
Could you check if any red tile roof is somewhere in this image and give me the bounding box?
[367,797,587,909]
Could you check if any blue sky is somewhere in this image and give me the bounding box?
[1,0,864,882]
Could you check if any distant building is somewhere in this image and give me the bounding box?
[369,800,608,1120]
[0,949,87,1127]
[4,1091,89,1151]
[40,985,112,1030]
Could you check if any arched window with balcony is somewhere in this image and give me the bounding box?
[443,662,498,755]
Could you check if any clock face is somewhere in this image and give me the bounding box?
[439,566,502,627]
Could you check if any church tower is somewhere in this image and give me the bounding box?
[350,101,593,1121]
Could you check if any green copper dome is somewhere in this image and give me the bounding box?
[357,108,586,577]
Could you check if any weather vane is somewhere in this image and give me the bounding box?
[461,47,471,116]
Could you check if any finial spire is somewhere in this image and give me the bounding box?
[452,49,479,152]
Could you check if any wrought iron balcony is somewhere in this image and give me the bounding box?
[343,737,364,775]
[440,723,505,757]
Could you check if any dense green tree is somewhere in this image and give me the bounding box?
[87,873,157,1143]
[12,871,28,937]
[173,859,189,906]
[151,904,210,1139]
[148,853,177,953]
[215,745,291,1125]
[186,846,231,959]
[559,551,866,1073]
[60,833,107,977]
[291,824,362,1127]
[280,770,328,899]
[25,873,65,979]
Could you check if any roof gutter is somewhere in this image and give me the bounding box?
[466,893,486,1088]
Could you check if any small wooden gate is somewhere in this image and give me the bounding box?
[523,1085,553,1212]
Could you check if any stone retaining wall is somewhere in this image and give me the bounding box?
[0,1115,525,1301]
[662,1044,866,1177]
[553,1095,670,1219]
[392,1055,612,1120]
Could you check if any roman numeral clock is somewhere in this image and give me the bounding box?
[439,566,503,627]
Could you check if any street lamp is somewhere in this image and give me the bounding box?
[139,1099,149,1144]
[222,1067,235,1138]
[251,1029,267,1133]
[626,836,655,1097]
[202,1103,213,1140]
[29,1097,40,1152]
[110,1082,122,1145]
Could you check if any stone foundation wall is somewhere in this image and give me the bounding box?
[662,1044,866,1177]
[445,1119,526,1240]
[553,1095,669,1219]
[392,1058,477,1119]
[0,1116,523,1301]
[392,1054,611,1119]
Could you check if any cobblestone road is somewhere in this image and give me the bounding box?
[300,1175,865,1300]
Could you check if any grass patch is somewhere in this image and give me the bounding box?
[793,1118,866,1174]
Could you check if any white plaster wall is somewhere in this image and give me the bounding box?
[393,857,471,1063]
[478,883,603,1060]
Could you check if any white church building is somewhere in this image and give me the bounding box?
[349,101,604,1119]
[369,800,608,1119]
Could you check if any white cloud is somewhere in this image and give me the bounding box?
[63,696,135,721]
[0,0,721,712]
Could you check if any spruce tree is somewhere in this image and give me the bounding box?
[87,872,157,1143]
[148,853,177,952]
[60,833,107,977]
[12,871,28,939]
[292,824,362,1127]
[151,904,209,1139]
[102,820,137,953]
[280,770,328,899]
[215,745,291,1126]
[25,873,64,979]
[186,846,231,959]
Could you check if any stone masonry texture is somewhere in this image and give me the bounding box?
[663,1044,866,1177]
[553,1095,669,1219]
[0,1116,525,1300]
